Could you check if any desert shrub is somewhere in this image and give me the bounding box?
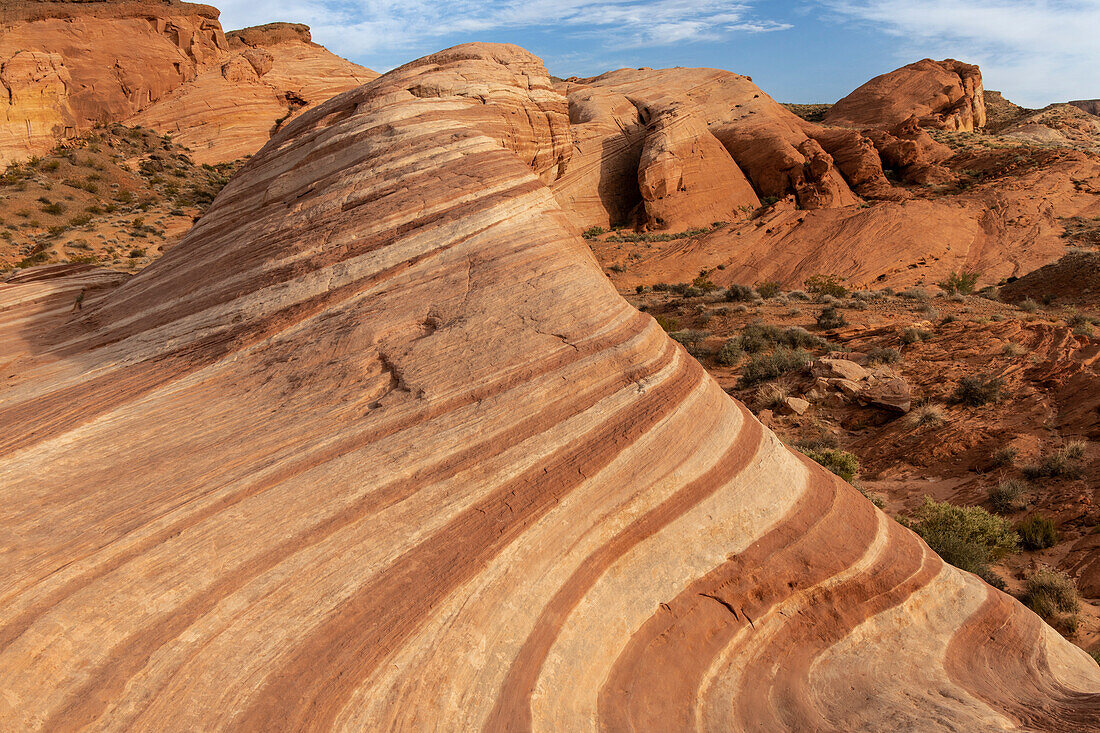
[780,326,826,349]
[816,306,847,330]
[901,327,931,344]
[738,323,785,353]
[989,479,1026,514]
[671,329,709,356]
[691,274,718,292]
[40,201,65,215]
[1002,342,1025,357]
[991,446,1018,468]
[1022,568,1079,622]
[1018,298,1039,313]
[756,280,782,298]
[1022,447,1085,480]
[128,248,145,258]
[899,287,930,300]
[760,195,779,206]
[1017,515,1059,550]
[739,347,811,386]
[756,381,791,410]
[787,289,811,301]
[69,213,92,227]
[737,323,825,353]
[952,374,1004,406]
[905,403,945,428]
[866,347,901,365]
[654,314,678,332]
[1063,440,1086,460]
[716,338,744,366]
[803,448,859,482]
[725,283,756,302]
[937,270,981,295]
[804,274,848,298]
[902,498,1018,576]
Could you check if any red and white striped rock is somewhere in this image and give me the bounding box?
[0,42,1097,730]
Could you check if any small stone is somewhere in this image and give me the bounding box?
[812,357,869,382]
[781,396,810,415]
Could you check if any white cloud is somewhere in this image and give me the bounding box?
[213,0,788,68]
[825,0,1100,106]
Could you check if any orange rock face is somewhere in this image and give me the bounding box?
[825,58,987,132]
[2,42,1098,729]
[0,3,374,164]
[552,66,887,227]
[128,21,378,163]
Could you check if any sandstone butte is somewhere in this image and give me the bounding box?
[824,58,987,132]
[553,61,1098,290]
[2,42,1099,730]
[0,0,377,165]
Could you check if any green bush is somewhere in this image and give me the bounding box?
[804,448,859,482]
[737,322,826,353]
[756,280,782,298]
[952,374,1004,406]
[716,338,744,366]
[671,329,709,356]
[903,498,1018,576]
[937,270,981,295]
[1022,568,1079,621]
[866,347,901,365]
[739,347,811,386]
[654,314,678,332]
[691,275,718,292]
[1017,515,1059,550]
[725,283,756,302]
[816,306,847,330]
[989,479,1026,514]
[804,274,848,298]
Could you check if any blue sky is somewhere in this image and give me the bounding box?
[214,1,1099,107]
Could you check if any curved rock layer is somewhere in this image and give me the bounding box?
[0,2,375,164]
[825,58,987,131]
[1,43,1099,730]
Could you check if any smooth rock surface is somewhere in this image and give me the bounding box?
[825,58,987,131]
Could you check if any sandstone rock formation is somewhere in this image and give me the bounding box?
[2,42,1098,730]
[0,2,375,164]
[551,66,894,229]
[825,58,987,131]
[128,21,377,163]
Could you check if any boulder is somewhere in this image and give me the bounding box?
[859,376,913,413]
[780,396,810,415]
[825,58,986,131]
[813,357,869,382]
